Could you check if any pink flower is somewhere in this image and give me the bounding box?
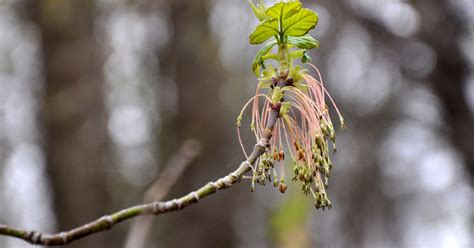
[237,63,344,209]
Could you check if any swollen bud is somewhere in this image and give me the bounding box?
[278,179,287,193]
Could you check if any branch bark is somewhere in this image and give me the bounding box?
[0,105,280,246]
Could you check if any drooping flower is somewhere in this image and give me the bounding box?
[241,0,345,210]
[237,62,344,210]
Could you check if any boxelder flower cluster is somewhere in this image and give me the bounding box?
[237,0,345,210]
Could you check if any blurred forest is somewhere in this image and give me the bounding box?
[0,0,473,247]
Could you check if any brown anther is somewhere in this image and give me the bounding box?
[278,183,287,193]
[298,173,305,181]
[272,150,279,160]
[279,151,285,160]
[297,149,305,161]
[285,77,294,86]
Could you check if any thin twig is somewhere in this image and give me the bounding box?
[124,139,202,248]
[0,105,280,246]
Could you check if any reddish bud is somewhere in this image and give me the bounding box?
[279,183,287,193]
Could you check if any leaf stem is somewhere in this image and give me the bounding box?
[278,44,290,75]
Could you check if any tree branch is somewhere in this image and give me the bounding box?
[0,106,280,246]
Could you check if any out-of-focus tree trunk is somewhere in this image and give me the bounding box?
[155,0,241,246]
[327,1,473,246]
[413,1,474,181]
[341,0,474,181]
[37,1,111,247]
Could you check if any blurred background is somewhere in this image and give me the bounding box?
[0,0,472,247]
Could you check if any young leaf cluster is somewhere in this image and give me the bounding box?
[249,0,320,76]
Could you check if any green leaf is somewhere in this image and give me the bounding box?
[290,49,305,59]
[252,39,278,75]
[287,34,320,49]
[282,8,318,37]
[266,2,302,20]
[249,18,279,44]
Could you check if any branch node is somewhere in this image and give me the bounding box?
[230,172,240,182]
[191,191,200,203]
[172,199,183,210]
[59,232,68,245]
[223,177,233,187]
[26,231,42,245]
[206,182,218,193]
[164,201,173,210]
[215,179,224,189]
[100,216,114,229]
[152,202,163,214]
